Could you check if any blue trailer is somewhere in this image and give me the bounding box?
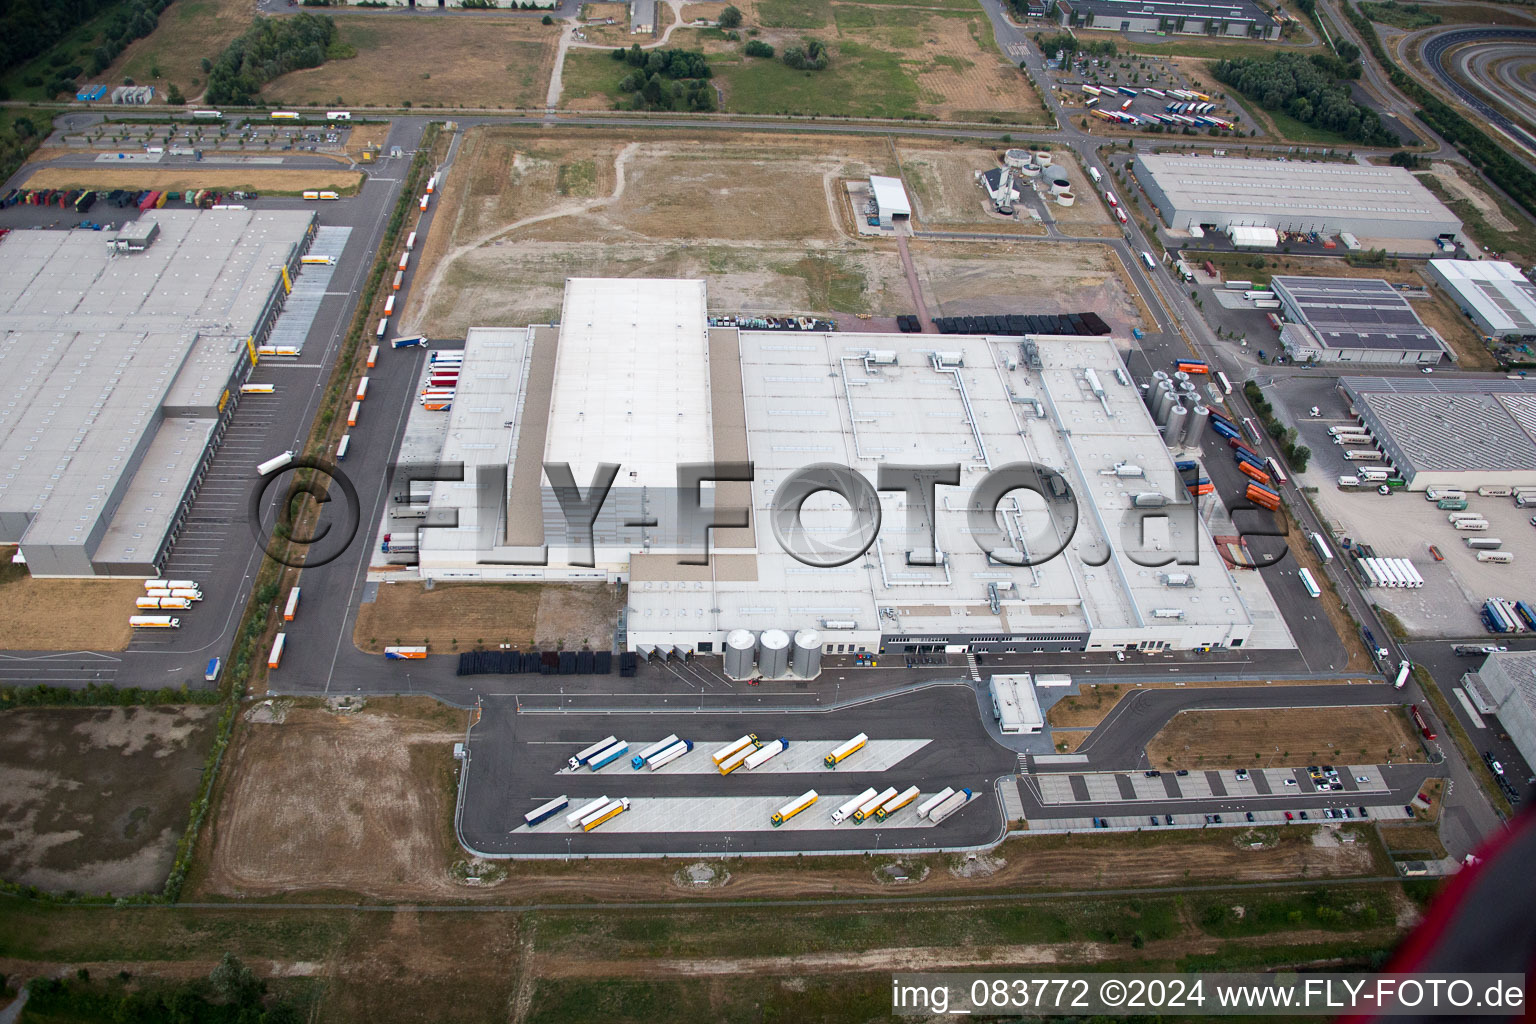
[1211,419,1239,441]
[1174,459,1198,472]
[1516,601,1536,630]
[588,741,630,771]
[524,795,569,828]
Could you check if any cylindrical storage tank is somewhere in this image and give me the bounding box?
[1153,382,1175,423]
[1056,191,1075,207]
[1032,149,1053,164]
[1015,161,1039,178]
[792,629,822,678]
[1152,370,1170,384]
[1173,370,1191,384]
[1165,402,1187,440]
[724,629,756,680]
[1004,148,1031,168]
[1188,404,1210,447]
[758,629,790,679]
[1050,178,1071,196]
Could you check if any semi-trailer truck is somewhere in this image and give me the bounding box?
[580,797,630,831]
[587,741,630,771]
[832,788,879,824]
[771,790,819,827]
[383,646,427,659]
[568,737,619,770]
[824,733,868,768]
[853,787,900,823]
[928,788,974,823]
[646,740,693,770]
[712,735,759,765]
[717,744,757,775]
[917,787,956,818]
[129,616,180,628]
[1393,661,1412,689]
[630,734,682,769]
[743,738,788,770]
[565,796,610,828]
[873,786,921,821]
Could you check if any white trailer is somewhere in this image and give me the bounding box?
[1454,520,1490,531]
[928,788,974,823]
[1359,560,1380,588]
[1309,533,1333,563]
[833,788,879,824]
[568,737,618,770]
[743,738,788,770]
[565,796,611,828]
[647,740,692,771]
[630,734,682,769]
[917,787,957,819]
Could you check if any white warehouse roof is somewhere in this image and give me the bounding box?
[1426,259,1536,337]
[1133,154,1462,239]
[544,278,713,489]
[869,175,912,217]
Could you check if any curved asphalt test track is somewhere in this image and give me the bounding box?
[1422,27,1536,154]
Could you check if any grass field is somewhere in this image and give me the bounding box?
[0,705,214,894]
[103,0,254,105]
[0,547,140,651]
[22,166,364,196]
[0,875,1412,1020]
[262,15,559,109]
[352,581,622,653]
[561,2,1046,121]
[1146,706,1428,770]
[196,697,466,901]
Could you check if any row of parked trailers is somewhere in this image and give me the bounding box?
[455,649,618,675]
[1355,557,1424,589]
[931,312,1111,336]
[1483,598,1536,634]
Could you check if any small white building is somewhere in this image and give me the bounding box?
[989,674,1044,735]
[869,175,911,228]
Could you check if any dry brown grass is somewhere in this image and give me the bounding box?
[0,548,140,650]
[0,705,215,894]
[1146,706,1428,770]
[353,581,621,653]
[102,0,253,104]
[898,145,1044,235]
[1377,823,1447,859]
[1046,678,1361,731]
[680,1,728,20]
[199,698,468,899]
[262,16,559,109]
[22,166,364,195]
[907,14,1042,121]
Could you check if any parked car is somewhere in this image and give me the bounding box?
[1150,815,1160,826]
[1284,779,1297,787]
[1245,811,1254,822]
[1164,814,1174,825]
[1175,769,1189,777]
[1284,811,1294,821]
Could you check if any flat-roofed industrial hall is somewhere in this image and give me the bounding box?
[0,209,315,576]
[413,278,1278,657]
[1133,154,1463,243]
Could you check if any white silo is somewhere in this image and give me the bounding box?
[1188,403,1211,448]
[724,629,756,680]
[1165,401,1187,441]
[792,629,823,678]
[1004,148,1031,169]
[1056,191,1075,207]
[758,629,791,679]
[1152,384,1175,424]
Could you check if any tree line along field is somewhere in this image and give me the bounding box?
[560,0,1049,122]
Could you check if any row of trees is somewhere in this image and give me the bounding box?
[0,0,173,100]
[1245,381,1312,472]
[611,44,711,79]
[619,71,716,111]
[1,0,166,79]
[205,13,338,106]
[1211,52,1399,147]
[1033,30,1117,62]
[26,955,303,1024]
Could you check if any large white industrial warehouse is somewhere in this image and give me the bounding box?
[1132,154,1463,243]
[1339,376,1536,491]
[0,209,316,576]
[413,278,1274,658]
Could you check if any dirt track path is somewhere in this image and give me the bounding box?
[408,142,639,329]
[547,0,688,107]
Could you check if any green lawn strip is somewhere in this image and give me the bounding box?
[1411,666,1511,818]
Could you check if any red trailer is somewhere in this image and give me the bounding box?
[1410,705,1436,740]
